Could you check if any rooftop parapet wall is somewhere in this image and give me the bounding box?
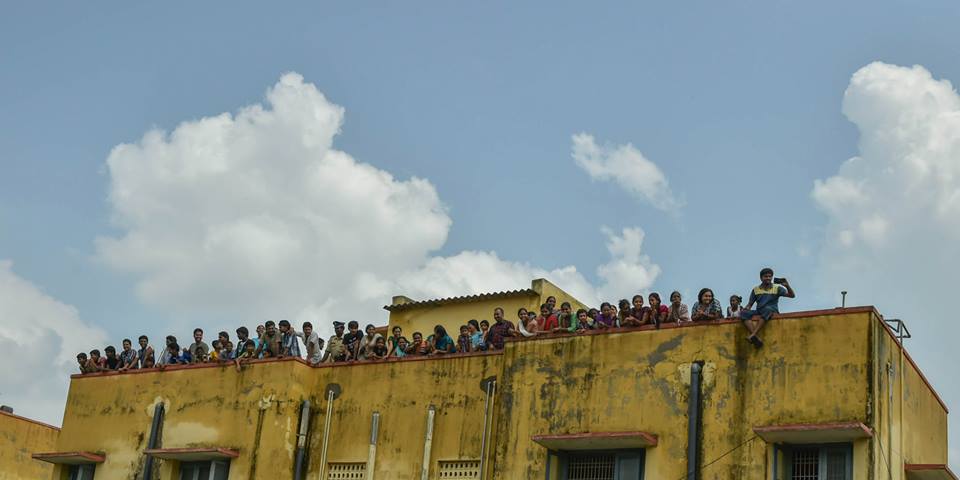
[493,308,879,479]
[50,307,949,480]
[58,358,315,479]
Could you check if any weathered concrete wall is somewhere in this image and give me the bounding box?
[306,352,503,479]
[0,410,58,480]
[871,317,949,479]
[38,307,951,480]
[54,358,313,480]
[492,310,875,479]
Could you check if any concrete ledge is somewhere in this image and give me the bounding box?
[32,451,105,465]
[532,431,658,450]
[905,464,959,480]
[753,421,872,444]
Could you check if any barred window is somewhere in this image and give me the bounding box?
[566,453,616,480]
[327,462,366,480]
[438,459,481,479]
[787,445,852,480]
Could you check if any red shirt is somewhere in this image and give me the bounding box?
[536,314,558,331]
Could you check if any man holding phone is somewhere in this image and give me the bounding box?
[740,267,795,348]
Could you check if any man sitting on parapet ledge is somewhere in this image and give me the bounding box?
[740,267,796,349]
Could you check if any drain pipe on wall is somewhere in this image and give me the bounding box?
[420,405,436,480]
[366,412,380,480]
[293,400,311,480]
[686,362,704,480]
[318,384,341,480]
[142,402,165,480]
[478,377,497,480]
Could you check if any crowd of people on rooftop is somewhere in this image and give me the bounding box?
[76,268,794,375]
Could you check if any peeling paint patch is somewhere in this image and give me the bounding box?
[164,421,220,445]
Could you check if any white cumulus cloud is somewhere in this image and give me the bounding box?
[96,73,662,342]
[0,261,106,425]
[813,62,960,466]
[572,133,682,212]
[395,226,661,308]
[97,72,452,324]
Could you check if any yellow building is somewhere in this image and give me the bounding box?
[0,408,59,480]
[22,280,956,480]
[385,278,588,340]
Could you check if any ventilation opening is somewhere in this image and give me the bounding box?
[327,462,366,480]
[438,460,481,479]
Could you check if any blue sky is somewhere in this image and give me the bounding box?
[2,0,959,466]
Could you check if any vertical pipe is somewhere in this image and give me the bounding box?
[318,390,335,480]
[142,403,165,480]
[478,379,495,480]
[294,400,311,480]
[420,405,436,480]
[686,362,703,480]
[366,412,380,480]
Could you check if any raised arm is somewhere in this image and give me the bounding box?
[782,280,796,299]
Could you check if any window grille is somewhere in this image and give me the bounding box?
[787,445,851,480]
[824,450,847,480]
[791,448,820,480]
[327,462,366,480]
[438,460,481,479]
[566,453,616,480]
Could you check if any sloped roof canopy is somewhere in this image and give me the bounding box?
[32,451,105,465]
[905,464,958,480]
[532,431,658,450]
[753,421,873,444]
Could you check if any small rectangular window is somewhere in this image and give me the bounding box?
[438,460,481,479]
[67,464,96,480]
[327,462,366,480]
[787,445,851,480]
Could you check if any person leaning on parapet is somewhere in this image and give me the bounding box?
[740,267,796,348]
[138,335,156,369]
[117,339,138,371]
[257,321,282,358]
[691,288,723,322]
[234,327,257,359]
[188,328,209,363]
[554,302,579,334]
[485,307,516,350]
[645,293,668,328]
[667,291,690,324]
[322,321,347,363]
[234,338,257,372]
[295,322,324,365]
[277,320,301,359]
[727,295,743,319]
[156,335,177,365]
[342,321,364,361]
